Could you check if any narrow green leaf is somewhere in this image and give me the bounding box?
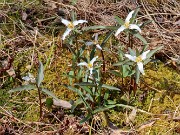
[146,46,163,59]
[133,33,148,45]
[93,105,116,114]
[37,61,44,87]
[41,88,59,101]
[128,48,136,56]
[90,47,96,61]
[80,86,93,95]
[80,114,91,124]
[71,98,83,112]
[135,65,140,84]
[113,59,129,66]
[102,84,120,91]
[109,70,121,77]
[131,8,140,24]
[9,84,36,93]
[63,85,92,111]
[141,44,149,54]
[140,20,152,28]
[74,82,96,87]
[114,16,124,25]
[82,25,117,31]
[101,30,115,48]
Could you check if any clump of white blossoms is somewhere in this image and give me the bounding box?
[125,50,150,75]
[78,56,98,75]
[115,10,141,36]
[86,33,102,50]
[22,73,36,83]
[61,18,88,40]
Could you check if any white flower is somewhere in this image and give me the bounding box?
[124,50,150,75]
[78,56,98,75]
[22,73,36,83]
[86,33,102,50]
[61,18,88,40]
[115,10,141,36]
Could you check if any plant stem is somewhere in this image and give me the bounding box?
[36,84,42,119]
[101,50,105,72]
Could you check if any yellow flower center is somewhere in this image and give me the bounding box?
[68,22,74,29]
[87,63,93,68]
[124,22,130,28]
[135,56,142,62]
[93,41,98,44]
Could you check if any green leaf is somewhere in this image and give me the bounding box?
[114,16,124,25]
[109,70,121,77]
[71,98,83,112]
[46,98,53,109]
[128,48,136,56]
[102,84,120,91]
[37,61,44,87]
[131,8,140,24]
[90,47,96,61]
[133,33,148,45]
[80,86,93,95]
[74,82,96,87]
[78,45,86,58]
[101,30,115,48]
[80,114,91,124]
[63,85,92,111]
[140,20,152,28]
[41,88,59,101]
[82,25,117,31]
[144,58,151,65]
[9,84,36,93]
[106,100,116,105]
[93,105,116,114]
[146,46,163,59]
[135,65,141,84]
[141,44,149,54]
[113,59,129,66]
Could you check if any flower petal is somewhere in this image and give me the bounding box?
[141,50,150,60]
[129,24,141,33]
[137,62,145,75]
[115,26,125,36]
[89,68,93,75]
[124,54,136,62]
[62,28,71,40]
[94,33,98,41]
[90,56,98,65]
[61,18,70,26]
[22,76,31,81]
[96,44,102,50]
[125,10,134,23]
[86,41,93,46]
[78,62,88,66]
[73,20,88,26]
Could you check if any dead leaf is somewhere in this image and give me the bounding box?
[22,12,28,21]
[126,108,137,124]
[137,119,156,132]
[53,99,72,109]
